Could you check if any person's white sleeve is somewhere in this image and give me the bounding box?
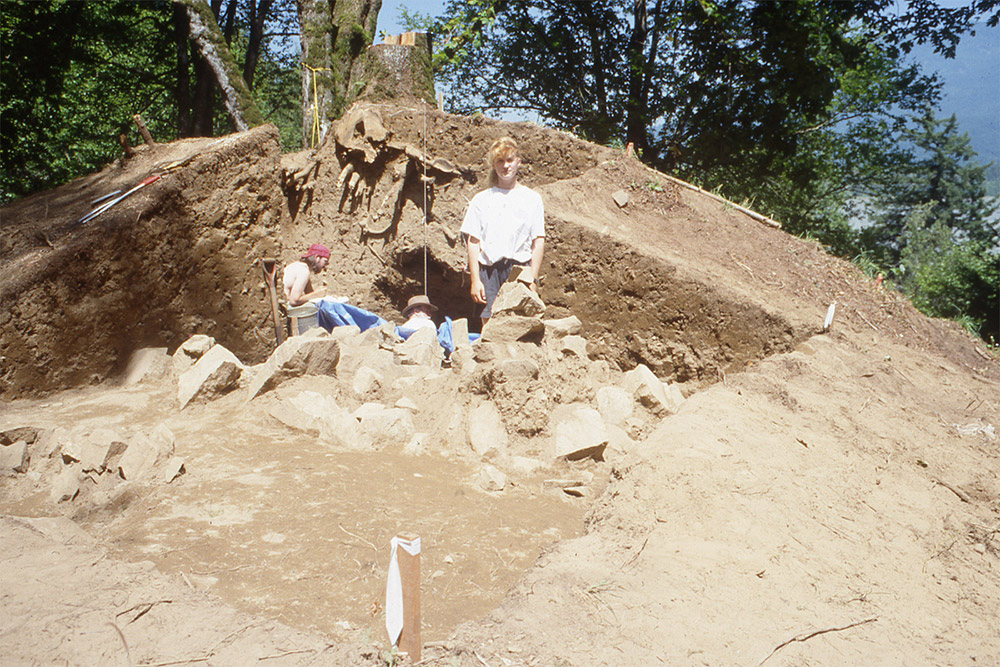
[531,192,545,239]
[460,194,482,239]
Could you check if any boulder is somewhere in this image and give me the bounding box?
[377,322,404,350]
[268,390,340,435]
[329,325,362,340]
[480,315,545,343]
[603,424,636,463]
[596,386,635,424]
[162,456,186,483]
[542,316,582,339]
[122,347,172,385]
[394,327,442,367]
[352,366,385,397]
[33,427,65,460]
[178,344,244,407]
[622,364,673,414]
[550,404,608,461]
[61,428,127,473]
[491,282,546,317]
[495,357,540,381]
[556,335,589,359]
[661,381,686,413]
[467,401,507,457]
[403,432,429,456]
[450,346,477,373]
[322,411,374,451]
[477,464,507,492]
[0,426,40,445]
[118,427,175,481]
[0,440,28,475]
[247,336,340,399]
[353,404,416,449]
[50,466,82,503]
[172,334,216,373]
[395,397,419,411]
[451,318,471,349]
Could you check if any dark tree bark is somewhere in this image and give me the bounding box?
[175,0,265,132]
[625,0,650,154]
[244,0,275,90]
[173,3,194,137]
[298,0,383,148]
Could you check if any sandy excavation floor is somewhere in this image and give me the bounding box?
[2,103,999,666]
[0,377,590,649]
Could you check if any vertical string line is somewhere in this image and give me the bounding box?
[422,100,429,296]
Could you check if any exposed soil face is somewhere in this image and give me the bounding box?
[2,102,999,666]
[1,128,289,397]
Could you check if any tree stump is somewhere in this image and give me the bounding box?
[360,32,436,109]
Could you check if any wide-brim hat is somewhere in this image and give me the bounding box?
[402,294,438,318]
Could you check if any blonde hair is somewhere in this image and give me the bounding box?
[486,137,519,187]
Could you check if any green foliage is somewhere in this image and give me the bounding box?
[1,0,175,201]
[865,106,998,265]
[895,211,999,338]
[1,0,305,201]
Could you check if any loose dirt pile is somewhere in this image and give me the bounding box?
[1,102,998,666]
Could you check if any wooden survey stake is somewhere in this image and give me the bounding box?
[397,532,421,662]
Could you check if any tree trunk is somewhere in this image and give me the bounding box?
[298,0,383,148]
[173,3,194,137]
[625,0,650,155]
[176,0,264,132]
[244,0,274,91]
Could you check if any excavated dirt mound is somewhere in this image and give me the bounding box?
[2,103,999,665]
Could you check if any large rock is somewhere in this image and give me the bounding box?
[394,327,442,367]
[491,282,546,317]
[61,428,127,474]
[542,316,582,338]
[480,315,545,343]
[550,404,608,461]
[451,318,471,349]
[352,366,385,397]
[178,344,244,407]
[33,428,65,460]
[661,381,686,413]
[555,335,589,359]
[50,466,82,503]
[467,401,508,457]
[477,464,508,492]
[597,386,635,424]
[0,441,28,475]
[247,336,340,399]
[495,357,540,380]
[268,391,338,435]
[622,364,679,415]
[0,426,40,446]
[352,403,415,449]
[172,334,216,373]
[122,347,172,385]
[118,426,175,481]
[450,346,477,373]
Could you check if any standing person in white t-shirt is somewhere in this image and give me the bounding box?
[460,137,545,324]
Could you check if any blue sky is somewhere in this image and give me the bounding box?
[376,0,446,37]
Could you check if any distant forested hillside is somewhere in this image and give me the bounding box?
[914,24,1000,195]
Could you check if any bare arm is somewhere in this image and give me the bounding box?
[285,267,324,307]
[529,236,545,292]
[467,236,486,304]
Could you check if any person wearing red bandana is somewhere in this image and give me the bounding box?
[283,243,330,306]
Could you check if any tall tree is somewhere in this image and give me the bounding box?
[297,0,383,148]
[864,106,998,265]
[175,0,265,131]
